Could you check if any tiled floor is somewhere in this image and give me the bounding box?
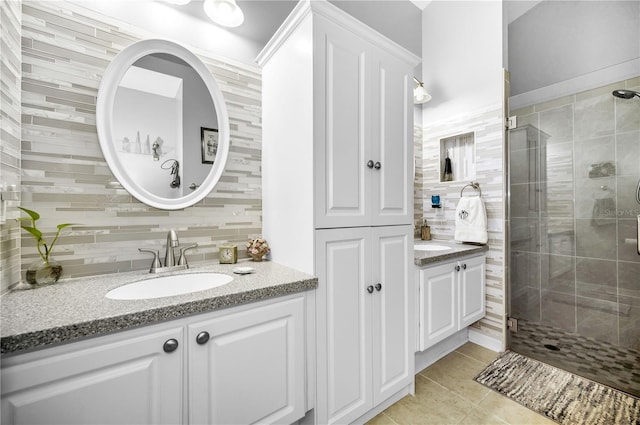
[367,343,556,425]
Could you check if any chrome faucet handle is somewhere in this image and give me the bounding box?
[139,248,162,273]
[177,244,198,267]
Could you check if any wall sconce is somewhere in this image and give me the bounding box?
[413,77,432,104]
[203,0,245,27]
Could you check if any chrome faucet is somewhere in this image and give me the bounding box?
[139,229,197,273]
[164,229,179,267]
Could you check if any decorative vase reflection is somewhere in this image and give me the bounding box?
[26,257,63,286]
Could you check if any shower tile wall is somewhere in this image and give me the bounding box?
[14,1,262,282]
[510,77,640,350]
[0,0,22,293]
[417,105,506,344]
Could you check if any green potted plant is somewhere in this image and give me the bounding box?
[17,207,75,286]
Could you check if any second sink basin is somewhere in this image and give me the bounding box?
[414,244,453,252]
[106,272,233,300]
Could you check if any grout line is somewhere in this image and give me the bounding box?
[453,348,491,364]
[380,412,401,425]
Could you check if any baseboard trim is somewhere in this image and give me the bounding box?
[351,384,412,425]
[468,328,502,352]
[414,328,468,373]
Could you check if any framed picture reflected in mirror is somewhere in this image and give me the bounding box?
[201,127,219,164]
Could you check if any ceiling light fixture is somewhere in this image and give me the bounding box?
[203,0,245,28]
[413,77,432,104]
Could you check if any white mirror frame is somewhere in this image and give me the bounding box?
[96,39,230,210]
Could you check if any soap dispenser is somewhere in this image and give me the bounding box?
[421,219,431,241]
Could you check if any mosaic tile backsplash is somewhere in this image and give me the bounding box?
[11,1,262,284]
[0,0,22,293]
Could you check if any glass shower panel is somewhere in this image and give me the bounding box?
[507,78,640,397]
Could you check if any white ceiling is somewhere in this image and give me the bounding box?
[506,0,543,23]
[173,0,543,56]
[411,0,543,23]
[177,0,422,55]
[410,0,431,10]
[179,1,297,45]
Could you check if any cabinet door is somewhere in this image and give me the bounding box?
[188,296,305,425]
[371,225,413,405]
[314,17,373,229]
[1,328,183,425]
[458,255,486,328]
[315,227,372,425]
[370,51,413,226]
[418,261,458,351]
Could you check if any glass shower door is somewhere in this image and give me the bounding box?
[507,79,640,397]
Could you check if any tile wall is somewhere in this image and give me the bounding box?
[413,124,423,235]
[9,1,262,284]
[510,77,640,350]
[416,105,506,344]
[0,0,22,293]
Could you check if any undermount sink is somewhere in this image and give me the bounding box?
[414,244,453,252]
[106,272,233,300]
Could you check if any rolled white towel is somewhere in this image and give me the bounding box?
[454,196,488,244]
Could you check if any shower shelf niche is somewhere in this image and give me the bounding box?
[440,131,475,183]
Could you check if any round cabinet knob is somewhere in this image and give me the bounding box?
[375,283,382,292]
[374,161,381,170]
[163,339,179,353]
[366,285,374,294]
[455,265,461,272]
[462,263,467,270]
[367,160,375,169]
[196,331,210,345]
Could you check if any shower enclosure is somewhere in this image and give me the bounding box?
[507,78,640,397]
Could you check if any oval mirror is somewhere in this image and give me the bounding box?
[96,39,229,210]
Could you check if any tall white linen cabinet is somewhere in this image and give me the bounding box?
[257,1,420,423]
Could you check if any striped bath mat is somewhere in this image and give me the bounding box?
[475,351,640,424]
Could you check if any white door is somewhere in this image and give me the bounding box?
[418,261,458,351]
[370,51,413,226]
[188,296,305,425]
[1,328,183,425]
[370,225,413,404]
[314,17,373,229]
[315,227,372,425]
[458,255,486,329]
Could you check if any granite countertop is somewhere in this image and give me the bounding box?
[0,261,317,355]
[414,239,489,266]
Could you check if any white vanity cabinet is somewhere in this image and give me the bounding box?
[315,226,414,425]
[187,296,305,425]
[418,255,486,351]
[1,325,184,425]
[1,294,308,425]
